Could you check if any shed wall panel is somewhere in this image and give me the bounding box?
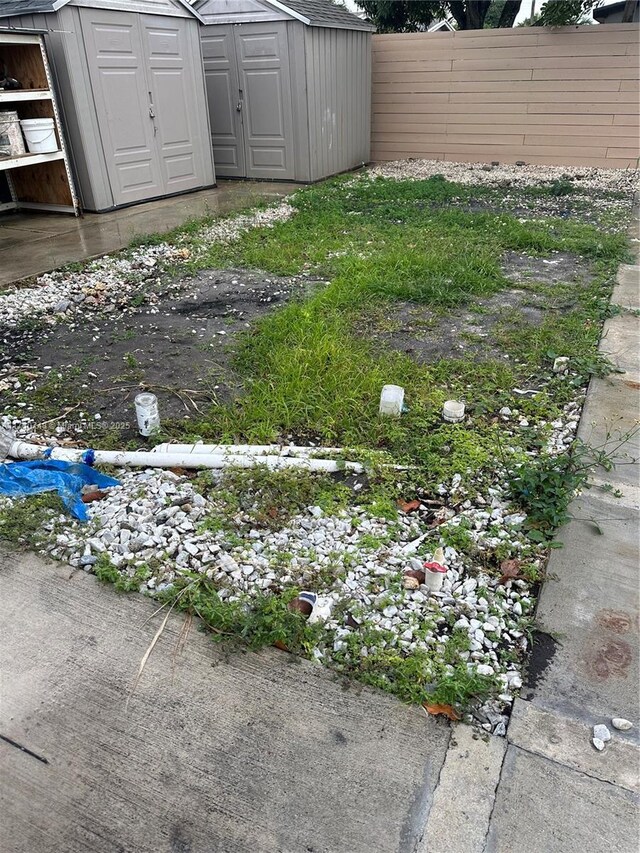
[304,26,370,182]
[286,20,311,181]
[59,4,115,210]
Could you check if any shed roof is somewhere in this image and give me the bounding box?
[264,0,374,30]
[0,0,203,20]
[195,0,374,31]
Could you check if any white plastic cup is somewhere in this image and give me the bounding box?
[135,393,160,437]
[20,118,58,154]
[379,384,405,417]
[443,400,465,423]
[424,562,447,592]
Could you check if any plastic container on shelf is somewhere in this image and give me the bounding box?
[0,110,25,158]
[20,117,58,154]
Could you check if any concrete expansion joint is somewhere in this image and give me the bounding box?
[412,727,453,853]
[479,742,508,853]
[505,739,639,795]
[416,726,507,853]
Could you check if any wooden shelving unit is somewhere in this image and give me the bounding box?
[0,89,52,103]
[0,31,79,215]
[0,150,65,171]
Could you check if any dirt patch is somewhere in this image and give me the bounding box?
[2,269,322,437]
[356,251,594,364]
[501,251,593,288]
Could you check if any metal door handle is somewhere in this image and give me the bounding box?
[149,107,156,119]
[236,101,242,112]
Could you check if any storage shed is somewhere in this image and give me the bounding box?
[0,0,215,211]
[195,0,374,182]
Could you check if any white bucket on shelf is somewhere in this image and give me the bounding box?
[20,117,58,154]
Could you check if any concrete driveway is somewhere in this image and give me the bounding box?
[0,548,451,853]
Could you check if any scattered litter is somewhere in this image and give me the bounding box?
[398,499,421,514]
[308,594,334,625]
[81,488,108,504]
[443,400,465,423]
[379,384,405,417]
[611,718,633,731]
[553,356,570,374]
[404,566,426,588]
[135,392,161,437]
[423,547,447,592]
[0,459,118,521]
[345,613,360,629]
[424,702,461,721]
[289,592,316,616]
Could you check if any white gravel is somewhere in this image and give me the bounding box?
[1,398,586,734]
[0,201,296,332]
[367,159,639,195]
[197,201,295,245]
[0,459,536,734]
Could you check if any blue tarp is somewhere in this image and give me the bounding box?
[0,459,119,521]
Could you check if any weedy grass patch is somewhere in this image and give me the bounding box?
[173,175,628,494]
[4,171,633,716]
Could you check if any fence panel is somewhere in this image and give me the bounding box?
[371,25,639,169]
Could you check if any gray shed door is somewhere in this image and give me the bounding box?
[81,8,205,207]
[142,15,206,196]
[201,28,246,177]
[203,23,295,180]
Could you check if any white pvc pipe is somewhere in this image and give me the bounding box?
[152,442,344,456]
[8,440,363,474]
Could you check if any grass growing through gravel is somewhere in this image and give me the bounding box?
[2,171,633,715]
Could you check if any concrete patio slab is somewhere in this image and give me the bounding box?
[485,746,639,853]
[0,548,450,853]
[0,181,298,289]
[531,491,639,723]
[508,700,639,793]
[417,726,506,853]
[614,264,640,310]
[578,373,640,490]
[599,312,640,378]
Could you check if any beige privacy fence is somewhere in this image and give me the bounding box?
[371,24,639,169]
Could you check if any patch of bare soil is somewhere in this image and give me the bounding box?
[6,269,322,436]
[355,251,594,364]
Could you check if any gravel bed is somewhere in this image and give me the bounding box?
[0,201,295,333]
[0,392,583,733]
[367,159,639,195]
